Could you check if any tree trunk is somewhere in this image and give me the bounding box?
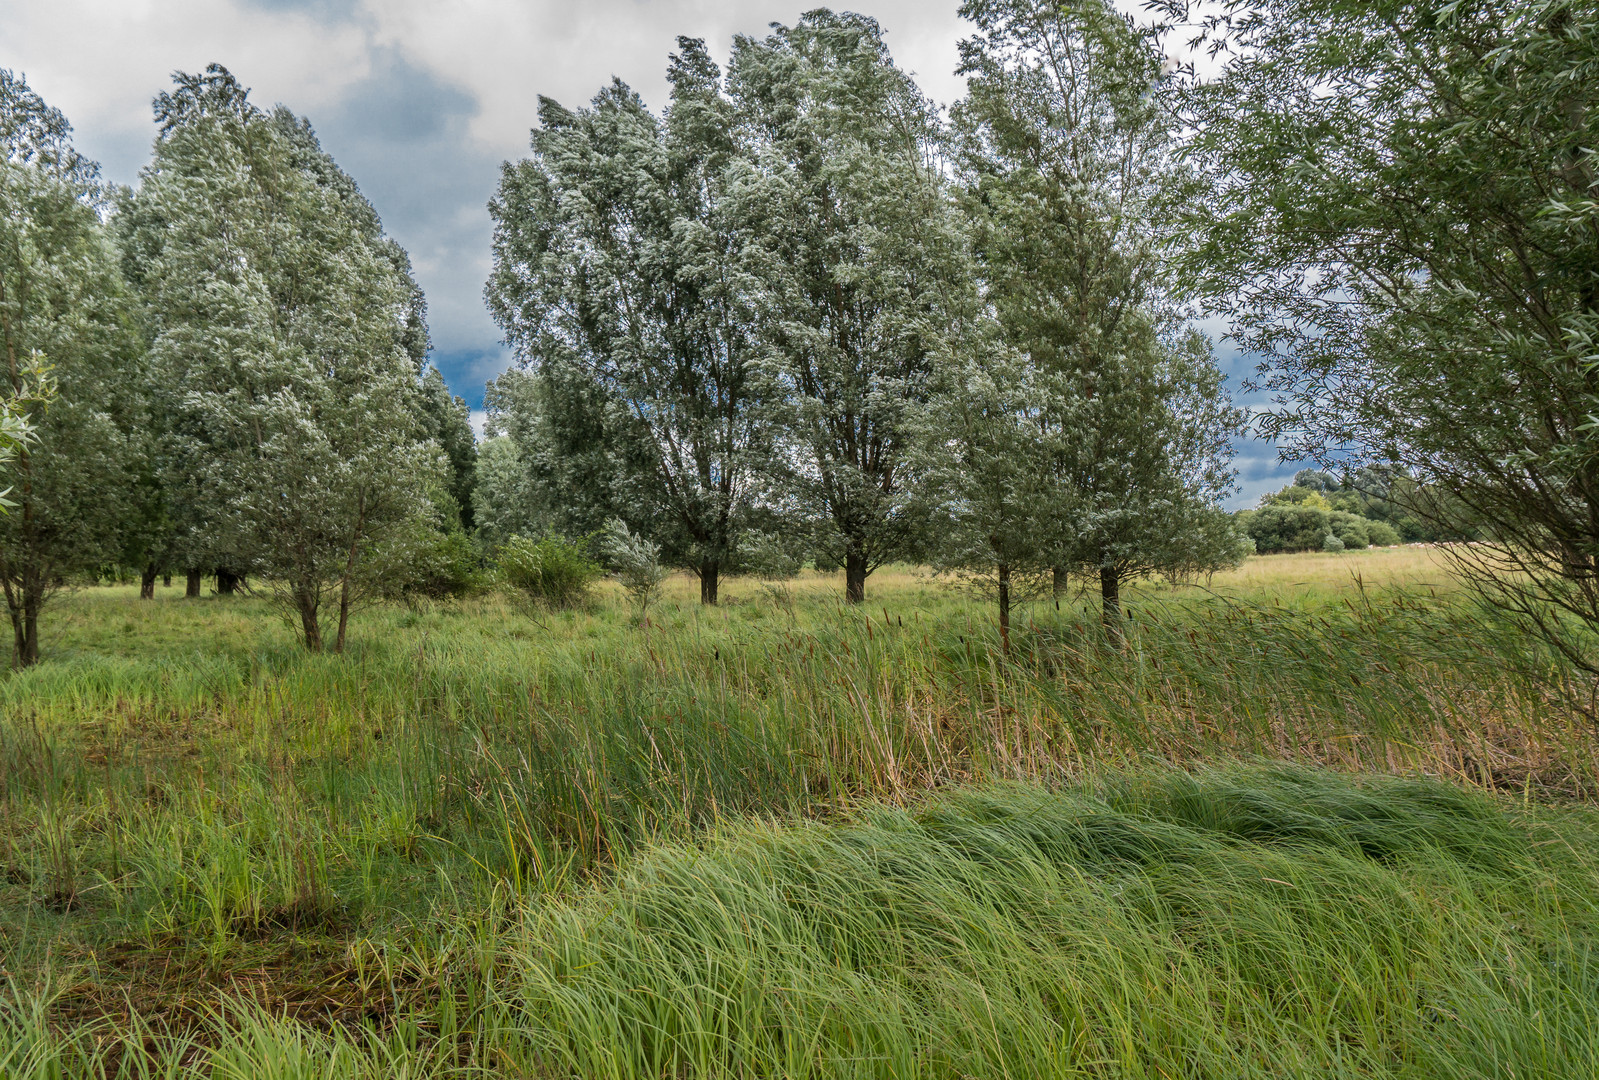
[334,501,366,655]
[334,586,352,654]
[19,590,38,668]
[216,568,240,596]
[4,569,42,668]
[844,550,868,605]
[1052,566,1068,600]
[185,570,202,598]
[699,560,719,606]
[998,562,1012,655]
[162,573,171,588]
[1100,565,1123,647]
[139,564,158,600]
[296,586,323,652]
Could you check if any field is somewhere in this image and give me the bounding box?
[4,546,1599,1077]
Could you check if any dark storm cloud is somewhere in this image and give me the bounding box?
[301,50,508,403]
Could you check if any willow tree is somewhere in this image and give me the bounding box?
[124,66,443,651]
[955,0,1244,633]
[0,70,143,666]
[729,12,967,603]
[1180,0,1599,672]
[488,41,770,604]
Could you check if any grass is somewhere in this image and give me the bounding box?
[0,547,1595,1076]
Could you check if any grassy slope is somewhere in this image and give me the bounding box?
[1,548,1596,1075]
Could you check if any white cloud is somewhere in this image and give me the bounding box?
[1,0,373,176]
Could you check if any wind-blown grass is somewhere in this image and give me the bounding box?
[6,765,1599,1077]
[0,551,1595,1073]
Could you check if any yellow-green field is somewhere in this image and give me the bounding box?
[3,547,1598,1077]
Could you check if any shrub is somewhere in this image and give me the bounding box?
[400,530,488,599]
[1242,504,1331,553]
[601,519,667,613]
[497,534,602,609]
[1365,520,1401,547]
[1328,511,1370,550]
[739,532,805,580]
[1322,532,1346,553]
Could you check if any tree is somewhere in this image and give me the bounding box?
[0,70,144,666]
[955,0,1245,636]
[417,365,477,530]
[919,336,1060,650]
[487,41,771,605]
[729,12,966,603]
[124,66,444,652]
[472,364,639,545]
[1178,0,1599,671]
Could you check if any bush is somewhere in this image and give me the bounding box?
[497,534,602,609]
[401,530,488,599]
[1322,532,1346,553]
[1241,504,1331,553]
[601,519,667,613]
[739,532,805,581]
[1328,511,1370,550]
[1365,520,1401,547]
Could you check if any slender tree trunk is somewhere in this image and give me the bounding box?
[844,550,868,605]
[162,573,171,588]
[20,586,39,668]
[334,500,366,655]
[139,564,158,600]
[1100,565,1123,647]
[699,560,719,606]
[1052,566,1067,600]
[998,562,1012,655]
[216,568,240,596]
[334,583,352,654]
[296,585,323,652]
[185,570,202,598]
[4,566,42,667]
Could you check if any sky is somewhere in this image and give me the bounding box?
[0,0,1303,506]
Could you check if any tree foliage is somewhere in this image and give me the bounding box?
[954,0,1245,634]
[0,70,144,666]
[1180,0,1599,669]
[729,12,968,603]
[487,42,771,605]
[124,66,444,652]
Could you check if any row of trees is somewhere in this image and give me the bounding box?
[0,66,475,664]
[16,0,1586,667]
[476,2,1245,640]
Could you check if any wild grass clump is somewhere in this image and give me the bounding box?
[490,766,1599,1078]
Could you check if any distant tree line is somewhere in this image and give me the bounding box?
[1236,468,1477,554]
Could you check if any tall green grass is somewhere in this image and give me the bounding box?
[0,566,1595,1074]
[6,766,1599,1077]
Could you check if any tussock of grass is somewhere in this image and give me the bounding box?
[7,766,1599,1077]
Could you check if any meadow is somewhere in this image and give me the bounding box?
[3,546,1599,1077]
